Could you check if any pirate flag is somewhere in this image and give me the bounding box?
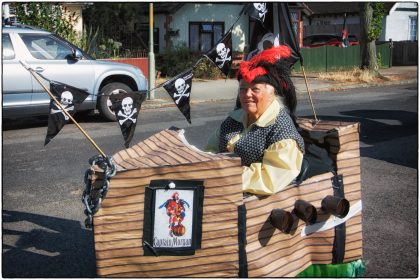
[110,90,147,148]
[341,13,349,47]
[163,69,193,123]
[246,2,268,24]
[246,32,280,61]
[247,3,303,65]
[204,29,233,76]
[44,82,89,146]
[275,3,303,65]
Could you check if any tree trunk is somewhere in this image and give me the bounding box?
[359,2,378,71]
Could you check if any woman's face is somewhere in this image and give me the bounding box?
[239,80,275,123]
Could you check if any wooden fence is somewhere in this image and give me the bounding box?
[392,41,418,66]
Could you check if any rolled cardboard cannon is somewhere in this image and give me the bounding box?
[88,119,363,277]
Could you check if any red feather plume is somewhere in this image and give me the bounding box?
[238,61,267,83]
[249,45,291,65]
[238,45,291,83]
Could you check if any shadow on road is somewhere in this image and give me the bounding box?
[301,109,417,169]
[2,210,96,277]
[2,112,110,131]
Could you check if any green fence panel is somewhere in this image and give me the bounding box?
[326,45,360,71]
[297,43,391,72]
[376,42,391,68]
[299,47,327,72]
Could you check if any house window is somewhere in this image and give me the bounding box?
[189,22,224,53]
[409,16,417,41]
[134,23,159,53]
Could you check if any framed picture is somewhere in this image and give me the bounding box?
[143,179,204,256]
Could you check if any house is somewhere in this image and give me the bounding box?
[154,3,245,54]
[153,3,312,54]
[302,2,417,42]
[2,3,17,24]
[62,3,88,37]
[302,2,362,38]
[380,2,418,41]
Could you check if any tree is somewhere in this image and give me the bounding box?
[14,3,78,43]
[82,3,149,50]
[359,2,386,71]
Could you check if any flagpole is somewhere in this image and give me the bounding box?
[148,2,156,100]
[300,65,319,122]
[22,63,107,158]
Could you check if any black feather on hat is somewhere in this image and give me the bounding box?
[237,45,297,117]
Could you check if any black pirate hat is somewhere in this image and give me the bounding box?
[237,45,297,115]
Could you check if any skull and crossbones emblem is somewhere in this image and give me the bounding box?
[174,78,190,104]
[215,43,231,68]
[117,97,137,125]
[50,90,74,120]
[253,3,267,22]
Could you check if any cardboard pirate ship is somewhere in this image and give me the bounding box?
[90,119,363,277]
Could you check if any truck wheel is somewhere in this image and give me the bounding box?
[99,82,132,121]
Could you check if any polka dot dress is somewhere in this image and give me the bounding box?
[219,108,305,167]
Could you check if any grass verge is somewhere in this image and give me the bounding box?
[317,68,381,83]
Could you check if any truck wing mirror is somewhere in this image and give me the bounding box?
[71,48,83,60]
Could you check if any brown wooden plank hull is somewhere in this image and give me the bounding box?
[91,121,363,277]
[93,129,243,277]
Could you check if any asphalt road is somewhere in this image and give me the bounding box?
[2,83,418,277]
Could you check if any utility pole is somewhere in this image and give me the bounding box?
[148,3,155,100]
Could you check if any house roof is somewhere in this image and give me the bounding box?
[288,3,313,16]
[153,3,185,14]
[153,3,313,16]
[304,2,396,16]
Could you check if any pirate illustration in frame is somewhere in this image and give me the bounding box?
[143,179,204,256]
[158,191,191,237]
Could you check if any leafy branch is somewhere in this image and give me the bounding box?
[14,3,78,43]
[368,2,385,41]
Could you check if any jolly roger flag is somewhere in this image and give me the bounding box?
[246,2,268,24]
[163,69,193,124]
[44,82,89,146]
[204,29,233,76]
[110,90,147,148]
[275,3,303,65]
[247,3,303,66]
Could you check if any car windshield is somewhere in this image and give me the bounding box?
[304,34,343,45]
[348,35,358,42]
[53,34,94,60]
[19,33,93,60]
[313,35,340,44]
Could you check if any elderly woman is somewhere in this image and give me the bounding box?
[207,44,365,277]
[206,45,304,195]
